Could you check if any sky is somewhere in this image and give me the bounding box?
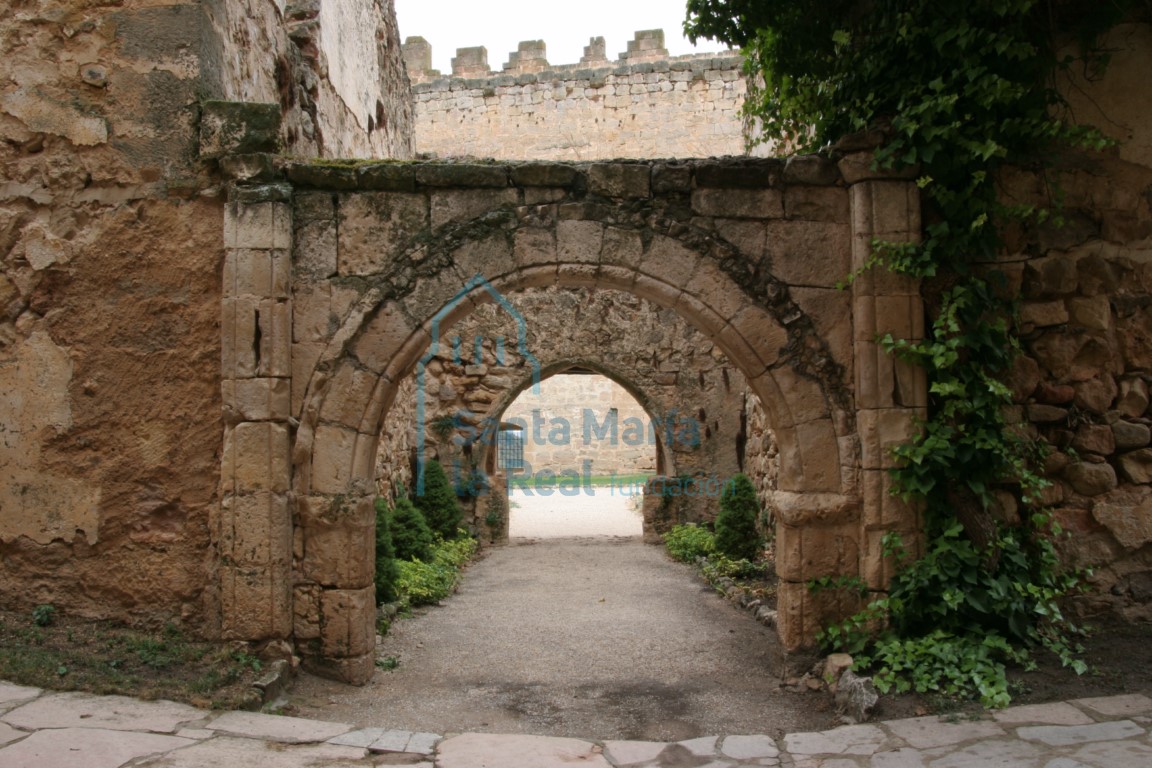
[394,0,722,75]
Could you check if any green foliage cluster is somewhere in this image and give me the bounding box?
[374,498,400,604]
[395,533,479,608]
[483,492,506,539]
[390,497,434,561]
[414,460,463,539]
[663,523,715,563]
[714,474,762,561]
[700,553,761,582]
[685,0,1134,704]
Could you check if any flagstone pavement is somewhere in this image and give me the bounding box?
[0,680,1149,767]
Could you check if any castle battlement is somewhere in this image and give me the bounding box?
[402,29,739,86]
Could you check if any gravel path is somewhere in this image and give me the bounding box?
[288,533,841,741]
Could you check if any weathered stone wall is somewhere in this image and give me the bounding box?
[997,150,1152,621]
[373,284,750,531]
[505,374,656,476]
[0,0,413,629]
[403,31,748,160]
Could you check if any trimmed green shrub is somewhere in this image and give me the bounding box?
[715,474,761,561]
[395,533,479,607]
[390,497,434,562]
[373,498,399,604]
[415,459,462,539]
[664,523,715,563]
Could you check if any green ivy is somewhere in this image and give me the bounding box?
[685,0,1134,704]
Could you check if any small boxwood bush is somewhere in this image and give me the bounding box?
[715,474,761,561]
[414,460,463,539]
[664,523,715,563]
[390,497,434,562]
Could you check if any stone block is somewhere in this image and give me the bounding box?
[1074,375,1119,414]
[224,249,290,299]
[766,220,851,287]
[294,584,322,640]
[600,227,644,269]
[652,163,692,193]
[206,711,352,744]
[298,496,375,589]
[321,361,380,430]
[357,163,418,191]
[199,101,280,159]
[222,373,290,421]
[352,301,418,375]
[431,188,518,229]
[556,220,604,264]
[776,522,859,581]
[713,218,768,260]
[1021,300,1069,328]
[219,564,292,640]
[1112,420,1151,450]
[450,234,515,281]
[1116,377,1150,418]
[310,425,359,494]
[292,342,325,416]
[849,180,920,239]
[225,201,291,250]
[855,339,926,411]
[692,188,783,219]
[256,298,292,378]
[1068,295,1112,331]
[221,297,258,378]
[858,408,922,470]
[795,419,843,493]
[222,421,291,494]
[320,586,377,658]
[588,163,650,198]
[293,192,338,278]
[638,235,700,288]
[1064,461,1118,496]
[513,226,557,268]
[784,186,849,222]
[1072,423,1116,456]
[784,154,842,185]
[684,258,754,323]
[861,468,919,529]
[284,163,360,190]
[304,654,378,686]
[1094,495,1152,548]
[693,160,782,188]
[1117,448,1152,484]
[337,192,427,276]
[415,164,509,188]
[218,492,291,567]
[510,163,580,187]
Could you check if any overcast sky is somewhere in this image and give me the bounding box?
[394,0,722,74]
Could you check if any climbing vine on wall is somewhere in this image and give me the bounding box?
[686,0,1142,704]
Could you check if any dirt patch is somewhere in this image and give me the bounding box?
[0,607,264,710]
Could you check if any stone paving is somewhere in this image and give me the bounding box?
[0,680,1150,767]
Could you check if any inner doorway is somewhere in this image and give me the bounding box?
[499,371,656,538]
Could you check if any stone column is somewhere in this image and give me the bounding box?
[845,160,927,592]
[219,193,294,642]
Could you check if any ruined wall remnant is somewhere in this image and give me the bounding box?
[374,285,749,533]
[0,0,413,628]
[506,374,657,477]
[403,31,748,160]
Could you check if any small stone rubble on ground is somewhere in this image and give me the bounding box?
[0,680,1149,767]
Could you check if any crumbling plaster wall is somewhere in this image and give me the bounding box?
[0,0,412,628]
